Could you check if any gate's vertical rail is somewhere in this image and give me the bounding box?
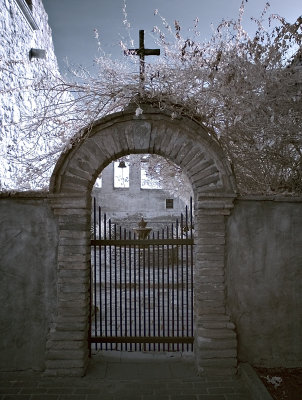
[157,230,160,350]
[167,225,170,349]
[161,228,165,351]
[123,228,126,350]
[147,237,151,351]
[104,213,108,350]
[176,218,180,352]
[98,206,101,351]
[143,242,146,350]
[138,234,141,351]
[185,205,189,351]
[190,197,194,351]
[152,232,156,351]
[109,219,112,350]
[180,212,184,351]
[129,230,132,351]
[114,224,118,346]
[133,232,137,351]
[93,198,97,351]
[171,223,175,351]
[119,226,122,350]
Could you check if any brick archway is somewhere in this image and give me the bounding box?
[47,106,237,376]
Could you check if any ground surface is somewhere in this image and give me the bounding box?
[255,367,302,400]
[0,352,252,400]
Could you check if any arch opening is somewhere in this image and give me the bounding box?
[47,107,237,376]
[90,153,195,355]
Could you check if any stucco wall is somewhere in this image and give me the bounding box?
[0,0,60,190]
[226,198,302,367]
[0,195,58,371]
[0,193,300,371]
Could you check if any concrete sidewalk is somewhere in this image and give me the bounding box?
[0,352,253,400]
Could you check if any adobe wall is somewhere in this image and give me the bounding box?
[0,194,58,371]
[226,197,302,368]
[0,192,301,371]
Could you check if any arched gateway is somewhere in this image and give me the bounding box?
[47,105,238,376]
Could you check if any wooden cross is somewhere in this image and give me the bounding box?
[125,30,160,86]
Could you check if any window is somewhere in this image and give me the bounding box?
[166,199,174,209]
[94,176,102,188]
[114,160,129,188]
[140,157,162,189]
[14,0,38,30]
[25,0,32,10]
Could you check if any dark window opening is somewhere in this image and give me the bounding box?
[14,0,38,30]
[25,0,33,10]
[166,199,174,209]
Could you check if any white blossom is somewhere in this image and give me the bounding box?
[135,107,143,117]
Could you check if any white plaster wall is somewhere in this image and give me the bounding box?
[0,0,60,190]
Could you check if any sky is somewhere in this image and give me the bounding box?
[43,0,302,74]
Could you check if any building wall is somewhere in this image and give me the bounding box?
[226,198,302,368]
[0,193,301,371]
[0,194,58,371]
[92,160,189,231]
[0,0,60,189]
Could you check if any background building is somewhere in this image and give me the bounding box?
[0,0,60,189]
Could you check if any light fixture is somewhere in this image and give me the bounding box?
[118,160,126,168]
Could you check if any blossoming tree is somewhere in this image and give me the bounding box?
[1,1,301,193]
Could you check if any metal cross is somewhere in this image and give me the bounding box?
[125,30,160,86]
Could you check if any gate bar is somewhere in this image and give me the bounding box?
[91,239,193,246]
[90,336,194,344]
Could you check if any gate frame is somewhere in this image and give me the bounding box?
[47,105,237,376]
[90,199,195,351]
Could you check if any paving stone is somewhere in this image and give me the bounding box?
[0,358,253,400]
[0,390,20,395]
[208,386,236,394]
[86,395,114,400]
[20,387,48,394]
[31,396,59,400]
[170,362,199,378]
[47,387,77,395]
[74,388,101,395]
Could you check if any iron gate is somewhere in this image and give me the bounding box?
[89,198,194,352]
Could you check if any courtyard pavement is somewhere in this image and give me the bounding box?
[0,352,253,400]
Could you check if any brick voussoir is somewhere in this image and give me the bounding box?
[47,349,87,360]
[59,283,89,293]
[46,358,88,369]
[196,337,237,350]
[58,262,89,270]
[196,244,225,253]
[195,290,225,301]
[197,327,236,339]
[46,340,86,350]
[195,268,224,276]
[49,330,88,341]
[44,367,86,377]
[198,348,237,358]
[57,254,90,262]
[195,237,225,245]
